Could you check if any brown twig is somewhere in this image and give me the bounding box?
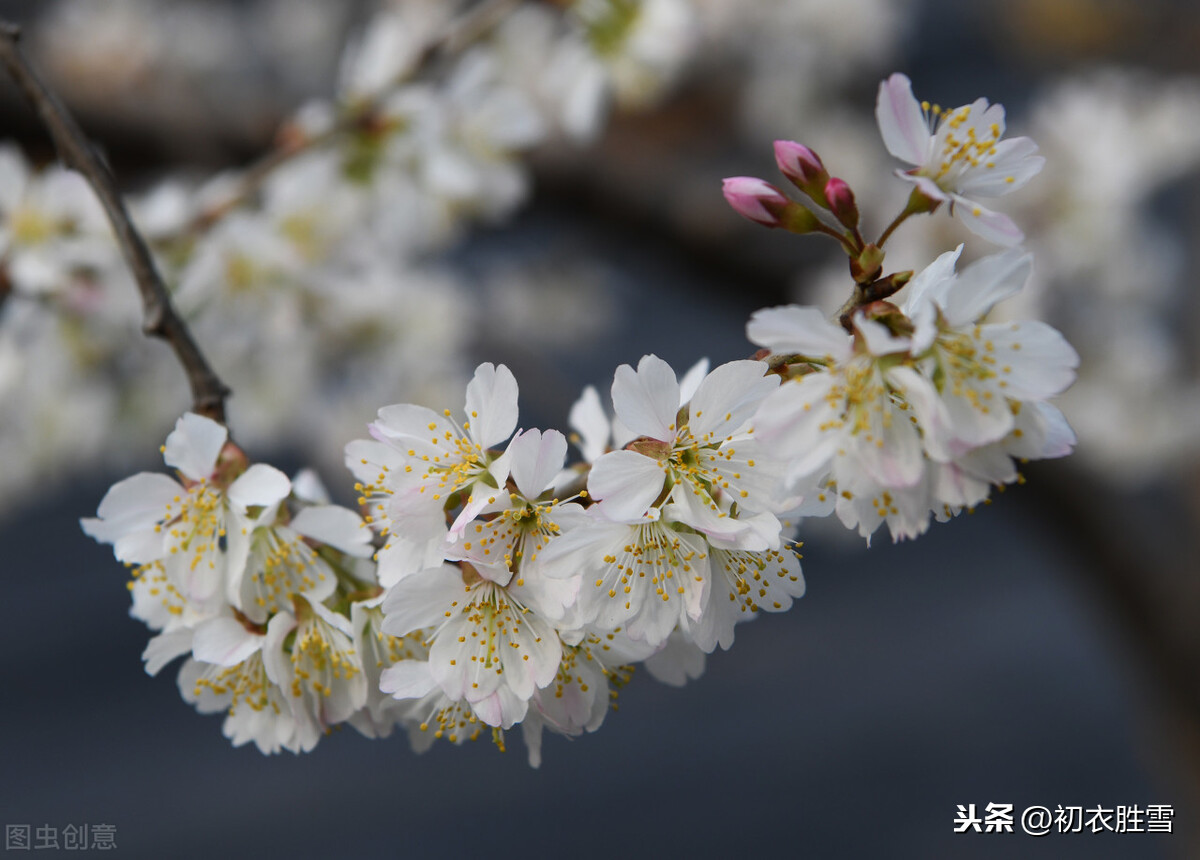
[0,21,229,422]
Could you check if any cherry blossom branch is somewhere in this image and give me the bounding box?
[190,0,523,233]
[0,21,230,422]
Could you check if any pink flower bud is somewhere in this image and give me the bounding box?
[774,140,827,187]
[722,177,793,227]
[825,177,859,229]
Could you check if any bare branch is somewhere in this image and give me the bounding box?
[0,21,230,423]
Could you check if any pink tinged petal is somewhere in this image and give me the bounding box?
[746,305,851,360]
[290,505,374,557]
[958,137,1044,197]
[899,245,963,321]
[611,354,680,441]
[143,629,194,677]
[568,385,610,462]
[380,563,468,637]
[471,686,528,729]
[984,321,1079,399]
[677,357,711,406]
[227,463,291,516]
[508,428,568,499]
[193,617,265,667]
[81,471,180,560]
[876,73,931,166]
[941,250,1031,327]
[688,360,778,441]
[163,412,228,481]
[589,450,667,522]
[1025,402,1076,459]
[447,491,500,543]
[380,660,439,700]
[722,177,791,226]
[464,362,520,449]
[950,194,1023,246]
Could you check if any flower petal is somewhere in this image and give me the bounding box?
[876,73,930,166]
[291,505,375,557]
[163,412,228,482]
[611,354,680,442]
[508,428,568,500]
[746,305,850,360]
[588,450,667,522]
[464,362,519,449]
[951,195,1023,246]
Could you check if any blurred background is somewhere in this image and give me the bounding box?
[1,0,1199,857]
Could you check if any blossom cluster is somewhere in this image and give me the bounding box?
[82,68,1078,764]
[0,0,700,511]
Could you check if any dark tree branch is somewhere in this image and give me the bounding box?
[0,21,229,422]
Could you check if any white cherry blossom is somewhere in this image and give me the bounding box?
[876,72,1044,245]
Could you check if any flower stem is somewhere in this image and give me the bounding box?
[0,22,231,423]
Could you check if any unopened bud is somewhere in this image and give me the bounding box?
[774,140,829,203]
[722,177,820,233]
[825,178,859,229]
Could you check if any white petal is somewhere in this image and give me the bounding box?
[677,357,710,405]
[291,505,375,557]
[876,73,931,166]
[887,365,954,462]
[263,612,298,687]
[193,616,265,667]
[958,137,1043,196]
[507,428,568,499]
[464,362,520,449]
[227,463,291,514]
[643,632,706,687]
[290,469,330,504]
[942,250,1031,327]
[900,245,963,320]
[611,354,680,442]
[568,385,609,462]
[854,315,911,356]
[379,660,438,700]
[589,450,667,522]
[985,321,1079,399]
[163,412,228,481]
[381,564,468,637]
[951,195,1023,246]
[746,305,851,360]
[688,360,778,441]
[81,472,179,559]
[143,629,194,677]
